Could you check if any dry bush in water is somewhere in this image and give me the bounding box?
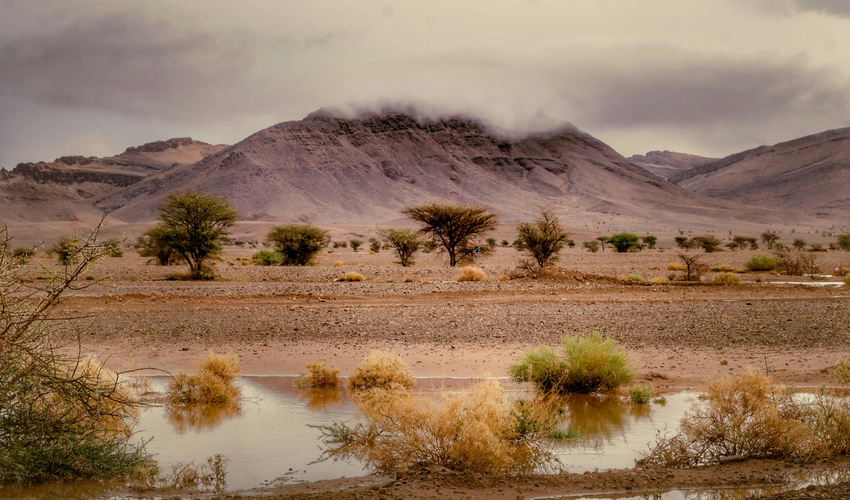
[167,352,241,405]
[457,266,487,282]
[294,362,340,389]
[0,223,151,485]
[316,380,565,474]
[641,368,850,467]
[348,351,415,391]
[629,385,653,404]
[509,332,634,394]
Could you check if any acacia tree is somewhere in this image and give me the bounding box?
[761,231,780,250]
[134,224,178,265]
[606,233,641,253]
[157,191,238,278]
[514,209,571,271]
[380,228,422,267]
[402,203,498,266]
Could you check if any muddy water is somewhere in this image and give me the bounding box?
[135,377,692,490]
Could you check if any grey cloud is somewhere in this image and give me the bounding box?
[569,55,850,130]
[0,12,280,120]
[791,0,850,17]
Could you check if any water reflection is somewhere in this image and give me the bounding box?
[167,401,241,433]
[296,386,343,410]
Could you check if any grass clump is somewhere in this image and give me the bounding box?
[251,249,283,266]
[666,263,686,271]
[641,368,850,467]
[745,254,779,272]
[337,272,364,282]
[316,380,564,474]
[457,266,487,282]
[833,360,850,385]
[294,362,340,389]
[509,332,634,394]
[348,351,414,391]
[167,352,241,405]
[710,264,734,272]
[629,385,653,404]
[713,272,741,285]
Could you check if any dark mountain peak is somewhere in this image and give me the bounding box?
[123,137,207,154]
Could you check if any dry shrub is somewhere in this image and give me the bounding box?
[833,360,850,385]
[834,265,849,277]
[713,272,741,285]
[337,272,364,282]
[294,362,340,389]
[333,260,345,267]
[316,380,564,474]
[348,351,414,391]
[457,266,487,282]
[667,263,686,271]
[167,352,240,405]
[845,275,850,287]
[641,368,850,467]
[710,264,734,272]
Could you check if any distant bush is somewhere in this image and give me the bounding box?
[691,235,722,253]
[380,228,421,267]
[509,332,634,394]
[348,351,414,392]
[745,254,779,272]
[350,239,363,252]
[317,380,564,474]
[713,272,741,285]
[251,249,283,266]
[838,234,850,251]
[103,239,124,257]
[666,262,685,271]
[10,247,33,263]
[710,264,733,272]
[338,272,364,282]
[641,368,850,467]
[52,236,82,265]
[583,240,600,253]
[629,385,653,404]
[267,224,329,266]
[642,235,657,249]
[167,352,241,405]
[606,233,641,253]
[775,249,820,276]
[135,225,179,265]
[294,362,340,389]
[457,266,487,282]
[676,252,708,281]
[514,208,571,271]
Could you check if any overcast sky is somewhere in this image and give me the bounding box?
[2,0,849,169]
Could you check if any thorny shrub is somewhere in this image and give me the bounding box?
[640,368,850,467]
[347,351,414,391]
[0,222,151,485]
[167,352,241,405]
[337,272,365,282]
[713,272,741,285]
[315,380,565,474]
[509,332,634,394]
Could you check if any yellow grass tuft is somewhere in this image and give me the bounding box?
[457,266,487,282]
[667,263,686,271]
[713,272,741,285]
[348,350,414,391]
[167,352,241,405]
[294,362,340,389]
[334,260,345,267]
[337,271,364,282]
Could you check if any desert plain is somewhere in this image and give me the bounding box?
[26,239,850,500]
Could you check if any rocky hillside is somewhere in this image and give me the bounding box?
[671,128,850,213]
[0,138,225,223]
[99,111,763,230]
[629,150,718,180]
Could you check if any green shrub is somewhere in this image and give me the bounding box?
[11,247,34,263]
[629,385,653,404]
[509,332,634,394]
[606,233,641,253]
[103,239,124,257]
[745,254,779,272]
[348,351,414,391]
[838,234,850,251]
[350,239,363,252]
[380,228,421,267]
[267,224,329,266]
[52,236,82,265]
[251,249,283,266]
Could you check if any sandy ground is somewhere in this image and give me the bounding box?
[25,246,850,499]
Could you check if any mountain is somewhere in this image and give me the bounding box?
[98,111,766,230]
[0,138,225,223]
[628,151,718,180]
[671,128,850,213]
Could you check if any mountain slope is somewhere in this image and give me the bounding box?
[671,128,850,213]
[0,138,225,223]
[629,151,718,180]
[101,112,759,228]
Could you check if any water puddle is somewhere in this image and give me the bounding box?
[2,379,844,499]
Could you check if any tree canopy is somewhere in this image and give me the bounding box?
[402,203,498,266]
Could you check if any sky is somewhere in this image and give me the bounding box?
[1,0,849,170]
